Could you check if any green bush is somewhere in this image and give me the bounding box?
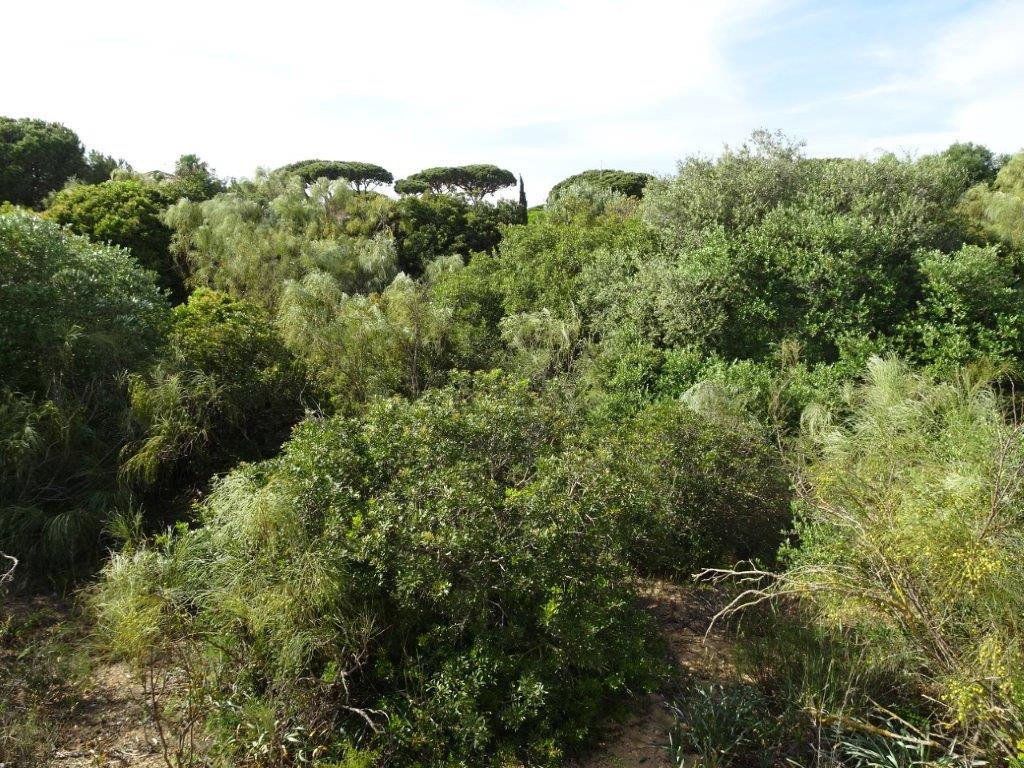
[96,373,659,766]
[163,174,397,312]
[547,170,653,202]
[0,211,167,572]
[394,192,521,274]
[544,182,638,225]
[122,288,308,499]
[901,245,1024,370]
[45,178,180,298]
[550,399,790,575]
[277,271,452,410]
[722,359,1024,760]
[631,132,972,365]
[959,150,1024,248]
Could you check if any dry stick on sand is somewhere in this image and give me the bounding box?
[0,551,17,589]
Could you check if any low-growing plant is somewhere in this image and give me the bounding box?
[0,598,93,765]
[668,682,785,768]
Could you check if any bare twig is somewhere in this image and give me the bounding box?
[0,551,18,589]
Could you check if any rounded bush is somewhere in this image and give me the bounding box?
[97,373,659,765]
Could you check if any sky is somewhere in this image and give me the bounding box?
[3,0,1023,200]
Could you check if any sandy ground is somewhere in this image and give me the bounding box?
[49,661,165,768]
[569,581,735,768]
[20,579,731,767]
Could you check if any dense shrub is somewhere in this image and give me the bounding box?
[547,169,653,202]
[394,192,521,274]
[720,359,1024,761]
[0,212,167,571]
[901,244,1024,370]
[426,252,506,372]
[277,271,452,410]
[496,211,655,319]
[45,178,180,297]
[959,150,1024,249]
[543,182,638,225]
[163,174,397,311]
[96,373,660,766]
[563,133,972,372]
[122,289,308,500]
[551,400,791,574]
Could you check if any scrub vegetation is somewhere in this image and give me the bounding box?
[2,119,1023,766]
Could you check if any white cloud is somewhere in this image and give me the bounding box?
[832,0,1024,157]
[1,0,785,197]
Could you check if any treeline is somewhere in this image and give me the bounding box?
[2,118,1023,766]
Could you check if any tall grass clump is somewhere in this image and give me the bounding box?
[707,358,1024,762]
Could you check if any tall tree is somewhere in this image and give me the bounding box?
[940,142,1002,188]
[398,165,516,202]
[80,150,131,184]
[518,174,528,223]
[164,154,226,201]
[0,117,85,208]
[547,169,653,203]
[276,159,393,191]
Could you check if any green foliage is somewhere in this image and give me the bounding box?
[276,160,394,191]
[393,177,431,195]
[668,683,785,768]
[547,169,653,202]
[45,178,181,297]
[0,211,167,572]
[426,252,507,372]
[399,165,517,202]
[0,211,167,409]
[80,150,131,184]
[518,174,528,223]
[616,132,972,366]
[0,117,85,208]
[95,373,660,766]
[277,272,451,410]
[901,245,1024,370]
[9,123,1024,766]
[122,289,308,497]
[162,153,226,202]
[747,360,1024,759]
[642,132,967,254]
[163,174,397,311]
[723,609,964,767]
[544,182,638,225]
[547,399,790,575]
[496,208,655,320]
[939,142,1003,188]
[959,150,1024,248]
[394,192,520,274]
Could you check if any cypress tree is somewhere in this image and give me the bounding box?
[518,174,528,224]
